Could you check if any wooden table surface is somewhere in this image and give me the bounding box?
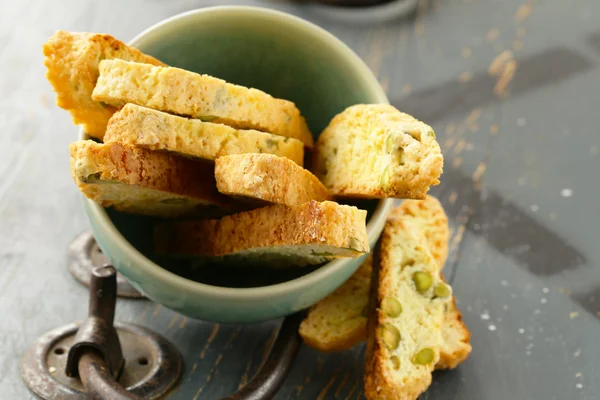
[1,0,599,399]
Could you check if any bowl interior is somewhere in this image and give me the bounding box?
[105,7,387,288]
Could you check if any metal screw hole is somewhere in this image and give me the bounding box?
[54,347,65,355]
[138,357,148,366]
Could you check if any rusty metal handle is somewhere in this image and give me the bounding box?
[66,264,302,400]
[79,350,139,400]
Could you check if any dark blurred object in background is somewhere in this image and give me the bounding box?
[293,0,419,24]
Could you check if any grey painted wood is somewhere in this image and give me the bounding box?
[1,0,599,398]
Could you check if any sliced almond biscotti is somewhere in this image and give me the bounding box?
[104,104,305,166]
[312,104,443,199]
[43,31,165,139]
[155,201,368,268]
[364,218,452,400]
[215,154,331,206]
[69,140,240,218]
[92,59,314,147]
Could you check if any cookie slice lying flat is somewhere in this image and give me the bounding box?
[313,104,443,199]
[155,201,369,268]
[92,59,314,147]
[364,218,452,400]
[69,140,239,218]
[43,31,165,139]
[104,104,305,166]
[215,154,331,206]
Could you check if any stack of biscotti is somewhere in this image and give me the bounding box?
[43,31,373,267]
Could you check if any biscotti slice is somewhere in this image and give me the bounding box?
[104,104,305,166]
[155,201,369,268]
[437,296,472,369]
[69,140,240,218]
[92,59,314,147]
[364,218,452,400]
[43,31,165,139]
[300,197,446,352]
[215,154,331,206]
[389,196,449,268]
[392,197,471,370]
[299,255,373,352]
[312,104,443,199]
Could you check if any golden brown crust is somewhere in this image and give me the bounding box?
[43,31,165,139]
[390,197,450,269]
[215,154,331,206]
[436,296,472,369]
[69,140,240,218]
[313,104,443,199]
[105,104,305,166]
[92,59,314,147]
[156,201,369,260]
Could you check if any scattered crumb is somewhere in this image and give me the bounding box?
[454,139,466,154]
[576,383,583,389]
[502,305,509,311]
[462,46,472,58]
[448,192,458,204]
[494,59,517,97]
[576,373,582,378]
[490,124,499,135]
[489,51,514,76]
[541,298,547,304]
[530,204,539,212]
[534,309,540,314]
[472,162,487,181]
[467,108,482,124]
[526,350,531,356]
[486,28,500,42]
[518,328,525,334]
[49,366,56,373]
[481,311,490,320]
[488,324,497,331]
[514,3,533,23]
[542,287,549,293]
[402,84,412,95]
[458,71,473,83]
[501,280,508,286]
[561,188,573,198]
[569,312,579,319]
[573,348,581,358]
[517,117,526,127]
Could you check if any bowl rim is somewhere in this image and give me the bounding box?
[81,5,394,300]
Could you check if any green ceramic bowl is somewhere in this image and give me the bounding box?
[81,5,393,323]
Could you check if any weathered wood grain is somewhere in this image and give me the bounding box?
[2,0,600,399]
